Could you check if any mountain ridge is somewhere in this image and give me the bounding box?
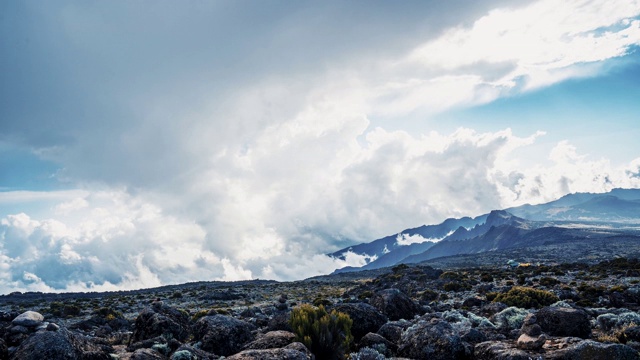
[331,188,640,273]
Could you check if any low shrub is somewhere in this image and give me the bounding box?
[492,286,559,309]
[289,304,353,360]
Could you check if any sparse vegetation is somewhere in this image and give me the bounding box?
[289,304,353,359]
[491,286,559,309]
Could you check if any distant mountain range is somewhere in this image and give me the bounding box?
[331,188,640,273]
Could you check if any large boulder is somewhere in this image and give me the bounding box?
[376,319,411,343]
[332,303,387,341]
[12,311,44,327]
[474,341,532,360]
[397,319,470,360]
[193,315,255,356]
[370,289,422,321]
[242,330,296,350]
[536,306,591,338]
[555,340,640,360]
[226,345,313,360]
[131,348,167,360]
[0,338,7,360]
[131,302,190,343]
[13,327,112,360]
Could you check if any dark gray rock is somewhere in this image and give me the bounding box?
[332,303,387,341]
[397,319,470,360]
[131,348,167,360]
[556,340,640,360]
[376,319,411,343]
[225,347,312,360]
[370,289,422,321]
[536,306,591,338]
[357,332,396,355]
[267,310,292,332]
[172,345,219,360]
[520,313,542,336]
[131,302,190,343]
[12,327,112,360]
[474,341,531,360]
[242,330,296,350]
[194,315,255,356]
[0,338,7,360]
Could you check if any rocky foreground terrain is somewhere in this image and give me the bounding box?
[3,257,640,359]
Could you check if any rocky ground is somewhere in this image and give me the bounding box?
[2,257,640,359]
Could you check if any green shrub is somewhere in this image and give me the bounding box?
[443,281,471,292]
[440,271,462,280]
[539,277,560,287]
[492,286,559,309]
[392,264,409,273]
[480,273,494,282]
[289,304,353,360]
[419,289,439,301]
[313,297,332,307]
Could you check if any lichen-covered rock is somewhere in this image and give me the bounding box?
[536,306,591,338]
[225,347,312,360]
[357,332,396,355]
[131,302,190,343]
[474,341,531,360]
[397,319,470,360]
[171,345,218,360]
[491,307,530,332]
[376,319,411,343]
[12,311,44,327]
[13,327,112,360]
[131,348,167,360]
[242,330,296,350]
[370,289,422,321]
[332,303,387,341]
[557,340,640,360]
[193,314,255,356]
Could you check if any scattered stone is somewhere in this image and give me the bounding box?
[333,302,388,341]
[370,289,422,321]
[474,341,532,360]
[520,314,542,336]
[12,327,112,360]
[516,333,546,350]
[193,314,255,356]
[558,340,640,360]
[242,330,296,350]
[12,311,44,327]
[536,306,591,338]
[47,323,60,332]
[397,319,470,360]
[377,319,411,343]
[357,332,396,354]
[131,347,167,360]
[130,302,191,343]
[226,347,312,360]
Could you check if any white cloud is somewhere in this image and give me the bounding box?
[396,231,454,246]
[1,0,640,292]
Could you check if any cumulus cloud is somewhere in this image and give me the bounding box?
[1,0,639,292]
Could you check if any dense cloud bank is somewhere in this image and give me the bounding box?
[1,0,639,291]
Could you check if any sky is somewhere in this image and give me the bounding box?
[1,0,640,293]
